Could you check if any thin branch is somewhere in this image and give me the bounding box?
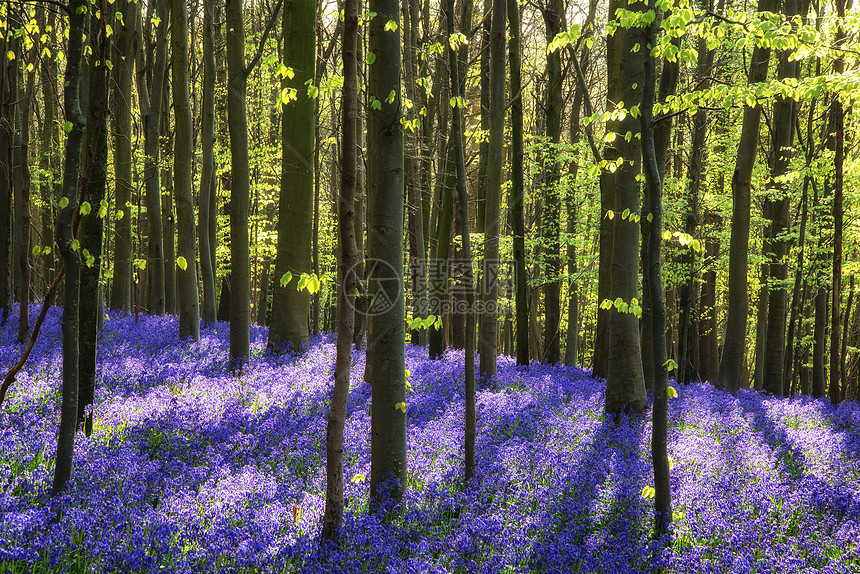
[244,0,284,77]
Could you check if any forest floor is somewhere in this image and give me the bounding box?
[1,309,859,573]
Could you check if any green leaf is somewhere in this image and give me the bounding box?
[366,52,376,65]
[384,19,398,31]
[79,201,91,215]
[32,245,41,256]
[622,208,630,220]
[371,98,382,110]
[59,197,69,208]
[176,256,188,270]
[70,239,80,251]
[385,90,396,104]
[666,386,678,398]
[351,473,366,484]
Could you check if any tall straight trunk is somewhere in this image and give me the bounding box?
[478,0,505,380]
[784,178,808,393]
[16,44,37,344]
[753,248,769,389]
[53,0,87,496]
[699,233,720,383]
[79,8,111,434]
[0,12,14,323]
[717,0,780,391]
[445,0,476,483]
[640,0,671,533]
[352,10,366,346]
[762,0,800,395]
[605,0,646,415]
[840,275,854,399]
[39,8,59,295]
[135,0,167,315]
[677,2,717,383]
[475,0,490,233]
[541,0,563,364]
[110,0,136,311]
[367,0,407,505]
[172,0,200,340]
[269,0,315,352]
[812,286,827,398]
[829,0,847,403]
[428,143,455,359]
[321,0,358,539]
[507,0,528,366]
[198,0,217,326]
[162,84,176,316]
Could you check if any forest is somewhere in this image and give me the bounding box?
[0,0,859,570]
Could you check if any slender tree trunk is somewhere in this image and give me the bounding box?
[79,6,111,437]
[0,11,15,324]
[367,0,407,505]
[162,86,176,316]
[762,0,800,395]
[540,0,563,364]
[478,0,505,380]
[172,0,200,340]
[640,0,671,533]
[507,0,528,366]
[445,0,476,483]
[16,42,37,344]
[321,0,358,538]
[53,0,87,496]
[110,0,135,311]
[784,178,808,393]
[135,0,167,315]
[198,0,217,326]
[812,285,827,398]
[717,0,780,391]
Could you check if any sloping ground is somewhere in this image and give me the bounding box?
[1,309,859,573]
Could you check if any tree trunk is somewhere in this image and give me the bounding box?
[162,86,176,316]
[507,0,527,366]
[541,0,563,364]
[110,0,136,311]
[135,0,167,315]
[15,42,37,344]
[79,7,111,437]
[321,0,358,538]
[53,0,87,496]
[717,0,780,392]
[605,0,647,416]
[198,0,217,326]
[367,0,407,506]
[762,0,800,395]
[812,286,827,398]
[269,0,315,351]
[478,0,506,380]
[171,0,200,340]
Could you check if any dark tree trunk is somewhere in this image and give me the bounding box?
[110,0,136,311]
[605,0,647,415]
[16,41,37,344]
[717,0,780,392]
[541,0,563,364]
[79,7,111,436]
[199,0,217,326]
[478,0,506,380]
[507,0,527,366]
[640,0,671,534]
[812,286,827,398]
[321,0,358,538]
[367,0,407,506]
[53,0,87,496]
[762,0,801,396]
[172,0,200,340]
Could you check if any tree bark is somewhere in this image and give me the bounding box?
[321,0,358,538]
[478,0,505,380]
[717,0,780,392]
[198,0,217,326]
[269,0,315,352]
[605,0,647,416]
[367,0,407,505]
[507,0,528,366]
[53,0,87,496]
[172,0,200,340]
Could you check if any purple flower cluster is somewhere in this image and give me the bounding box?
[1,307,859,573]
